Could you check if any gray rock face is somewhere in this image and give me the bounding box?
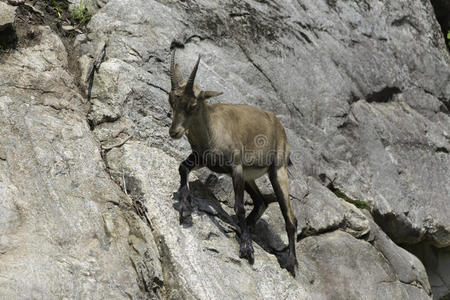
[105,143,430,300]
[106,144,311,299]
[0,25,161,299]
[1,0,449,298]
[297,231,430,300]
[0,2,16,28]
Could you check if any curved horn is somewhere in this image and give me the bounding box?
[170,50,177,90]
[185,55,201,94]
[170,50,185,91]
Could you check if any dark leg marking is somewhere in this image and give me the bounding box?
[232,165,254,264]
[177,152,200,224]
[245,180,268,228]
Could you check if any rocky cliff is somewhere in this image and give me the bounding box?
[1,0,449,299]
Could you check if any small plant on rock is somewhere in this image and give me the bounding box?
[46,0,69,18]
[447,30,450,47]
[70,0,91,26]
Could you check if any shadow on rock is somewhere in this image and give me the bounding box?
[174,179,293,271]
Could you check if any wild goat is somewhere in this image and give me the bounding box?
[167,50,298,276]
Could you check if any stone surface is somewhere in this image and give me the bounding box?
[0,2,16,29]
[364,212,431,295]
[81,0,448,297]
[105,143,431,300]
[0,25,160,299]
[1,0,449,298]
[406,243,450,300]
[83,0,450,250]
[106,143,311,299]
[69,0,103,12]
[297,231,431,300]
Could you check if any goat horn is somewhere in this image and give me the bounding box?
[170,50,185,90]
[170,50,178,90]
[185,55,201,93]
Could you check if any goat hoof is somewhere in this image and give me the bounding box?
[179,207,192,224]
[181,207,192,217]
[286,264,296,277]
[179,199,192,218]
[247,251,254,265]
[239,242,254,264]
[286,256,297,277]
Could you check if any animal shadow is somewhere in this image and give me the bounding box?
[172,179,292,270]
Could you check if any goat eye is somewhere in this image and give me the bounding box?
[186,102,197,112]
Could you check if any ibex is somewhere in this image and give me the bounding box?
[168,50,298,276]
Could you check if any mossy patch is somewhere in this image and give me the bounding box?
[329,186,371,210]
[447,30,450,48]
[440,294,450,300]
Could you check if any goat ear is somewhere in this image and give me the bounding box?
[199,91,223,101]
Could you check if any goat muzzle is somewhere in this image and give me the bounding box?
[169,127,185,139]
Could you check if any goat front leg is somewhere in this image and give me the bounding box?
[232,164,254,264]
[177,152,200,224]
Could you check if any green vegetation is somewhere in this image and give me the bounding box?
[440,294,450,300]
[447,30,450,47]
[70,0,91,26]
[332,187,371,210]
[45,0,91,26]
[46,0,69,18]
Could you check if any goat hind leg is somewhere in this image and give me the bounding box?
[269,165,298,277]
